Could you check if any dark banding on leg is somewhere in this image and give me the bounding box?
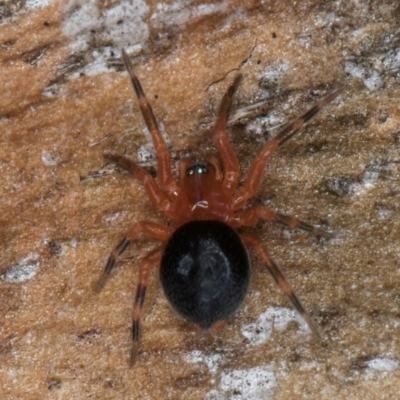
[121,49,180,199]
[130,248,162,366]
[231,205,332,239]
[96,222,171,292]
[240,232,321,339]
[232,88,343,210]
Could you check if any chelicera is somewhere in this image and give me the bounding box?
[97,49,342,366]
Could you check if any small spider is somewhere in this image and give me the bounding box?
[97,49,342,366]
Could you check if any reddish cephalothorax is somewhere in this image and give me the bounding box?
[96,49,342,366]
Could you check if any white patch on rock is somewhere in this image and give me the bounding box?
[2,254,40,282]
[207,364,277,400]
[241,306,309,346]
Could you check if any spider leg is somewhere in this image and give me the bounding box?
[231,205,332,238]
[209,319,227,334]
[105,153,174,218]
[121,49,180,199]
[130,247,162,366]
[240,232,321,339]
[96,221,172,291]
[214,75,241,194]
[208,155,223,181]
[232,88,343,210]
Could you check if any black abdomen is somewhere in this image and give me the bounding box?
[160,220,251,329]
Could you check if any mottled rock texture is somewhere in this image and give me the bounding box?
[1,1,400,399]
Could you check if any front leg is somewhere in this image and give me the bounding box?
[232,88,343,211]
[214,75,241,194]
[121,50,180,199]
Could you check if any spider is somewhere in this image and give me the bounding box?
[97,49,342,366]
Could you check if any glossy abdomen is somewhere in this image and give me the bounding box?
[160,220,251,329]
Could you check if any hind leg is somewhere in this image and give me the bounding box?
[240,232,320,339]
[130,247,163,366]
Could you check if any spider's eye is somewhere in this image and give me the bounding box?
[186,164,208,176]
